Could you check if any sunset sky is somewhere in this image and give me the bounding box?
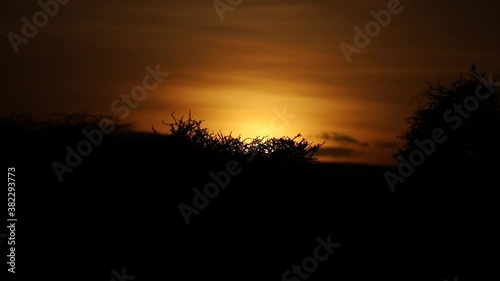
[3,0,500,165]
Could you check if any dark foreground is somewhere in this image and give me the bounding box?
[1,129,495,281]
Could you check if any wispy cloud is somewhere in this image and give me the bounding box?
[373,140,399,149]
[318,132,369,147]
[316,147,360,158]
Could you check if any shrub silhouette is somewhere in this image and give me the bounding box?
[154,112,323,165]
[1,111,322,166]
[396,68,500,176]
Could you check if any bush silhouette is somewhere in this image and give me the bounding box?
[1,111,322,168]
[396,68,500,177]
[154,112,324,165]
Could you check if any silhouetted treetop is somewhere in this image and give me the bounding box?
[397,69,500,173]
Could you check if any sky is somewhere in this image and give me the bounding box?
[2,0,500,165]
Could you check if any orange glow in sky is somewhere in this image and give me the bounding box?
[3,0,500,165]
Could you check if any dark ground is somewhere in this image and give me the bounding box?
[1,129,496,281]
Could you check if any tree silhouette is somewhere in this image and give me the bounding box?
[396,68,500,178]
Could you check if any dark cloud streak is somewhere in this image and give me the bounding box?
[319,132,369,147]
